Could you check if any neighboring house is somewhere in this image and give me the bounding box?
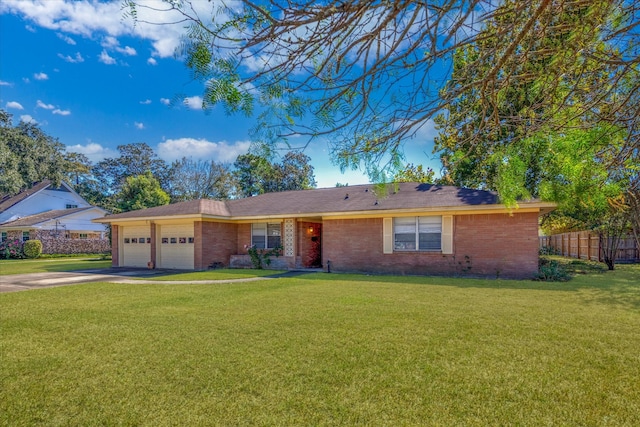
[0,180,109,253]
[95,183,555,279]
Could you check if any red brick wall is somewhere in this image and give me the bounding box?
[150,223,157,267]
[237,223,251,254]
[194,221,238,270]
[454,213,539,278]
[322,213,539,279]
[111,225,119,267]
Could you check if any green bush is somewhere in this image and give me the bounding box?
[22,240,43,259]
[535,258,571,282]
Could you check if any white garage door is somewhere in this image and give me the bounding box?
[121,226,151,268]
[159,224,194,270]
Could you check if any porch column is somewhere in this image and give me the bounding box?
[284,218,295,257]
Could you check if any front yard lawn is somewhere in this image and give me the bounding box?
[137,268,286,281]
[0,257,112,275]
[1,264,639,425]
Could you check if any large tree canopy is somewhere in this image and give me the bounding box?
[0,110,68,195]
[128,0,638,185]
[233,152,316,197]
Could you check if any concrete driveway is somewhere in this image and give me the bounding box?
[0,268,170,293]
[0,268,314,293]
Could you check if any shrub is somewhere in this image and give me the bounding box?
[535,258,571,282]
[0,239,24,259]
[539,246,559,256]
[246,245,282,269]
[23,240,43,258]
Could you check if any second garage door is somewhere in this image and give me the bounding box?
[159,224,195,269]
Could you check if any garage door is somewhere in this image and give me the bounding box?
[121,226,151,268]
[159,224,194,270]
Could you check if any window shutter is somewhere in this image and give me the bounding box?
[441,215,453,254]
[383,218,393,254]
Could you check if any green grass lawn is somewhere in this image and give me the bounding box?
[1,264,639,425]
[0,257,112,275]
[138,268,286,281]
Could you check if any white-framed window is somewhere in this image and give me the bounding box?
[393,216,442,251]
[252,223,281,249]
[1,232,6,242]
[22,231,30,242]
[66,204,78,209]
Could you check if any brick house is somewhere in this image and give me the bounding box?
[94,183,555,278]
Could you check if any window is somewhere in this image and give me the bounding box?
[79,233,88,239]
[393,216,441,251]
[1,232,6,242]
[22,231,30,242]
[252,223,281,249]
[66,204,78,209]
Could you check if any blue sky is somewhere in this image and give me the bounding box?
[0,0,442,188]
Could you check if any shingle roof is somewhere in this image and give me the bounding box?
[97,199,231,221]
[98,183,504,222]
[0,180,53,213]
[227,182,499,217]
[0,207,94,227]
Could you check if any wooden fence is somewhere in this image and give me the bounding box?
[539,231,639,263]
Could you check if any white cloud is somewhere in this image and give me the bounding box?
[0,80,12,86]
[412,119,438,144]
[0,0,222,58]
[147,57,157,66]
[22,77,30,83]
[58,52,84,63]
[183,96,203,110]
[65,142,116,162]
[140,99,152,105]
[134,121,145,129]
[98,50,116,65]
[53,109,71,116]
[118,45,136,56]
[6,101,24,110]
[36,100,55,110]
[56,32,76,45]
[160,98,171,106]
[20,115,37,124]
[101,36,136,56]
[101,36,119,49]
[157,138,251,163]
[34,72,48,80]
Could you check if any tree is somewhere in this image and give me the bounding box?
[233,153,275,197]
[393,163,435,184]
[0,109,67,195]
[272,152,316,192]
[63,152,93,187]
[167,157,235,202]
[233,152,316,197]
[127,0,638,184]
[93,143,169,194]
[116,171,170,213]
